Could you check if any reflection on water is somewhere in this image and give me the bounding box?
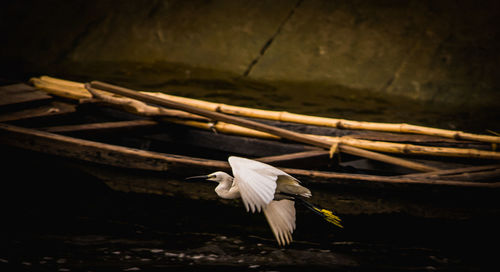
[1,154,497,271]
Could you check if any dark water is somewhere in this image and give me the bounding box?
[1,149,498,272]
[2,61,499,271]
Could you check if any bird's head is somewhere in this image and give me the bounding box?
[186,171,232,183]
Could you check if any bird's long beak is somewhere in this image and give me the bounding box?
[185,175,210,180]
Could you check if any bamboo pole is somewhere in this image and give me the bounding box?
[31,76,208,121]
[256,150,329,164]
[140,87,500,144]
[37,75,84,88]
[30,76,500,160]
[3,122,498,188]
[33,76,500,144]
[85,86,208,121]
[316,135,500,160]
[90,80,439,172]
[30,77,91,100]
[164,118,500,160]
[42,120,160,133]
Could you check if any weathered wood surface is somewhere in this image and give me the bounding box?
[0,123,228,172]
[0,83,77,123]
[0,83,51,107]
[81,89,495,151]
[3,82,491,151]
[39,118,485,173]
[403,164,500,177]
[73,163,498,220]
[90,81,440,172]
[440,169,500,181]
[42,120,159,133]
[264,120,492,149]
[256,150,329,164]
[0,82,496,177]
[402,164,500,181]
[0,101,77,123]
[145,125,318,157]
[1,82,499,220]
[1,123,498,189]
[1,122,498,220]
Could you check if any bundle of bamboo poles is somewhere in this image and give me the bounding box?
[32,76,500,145]
[30,76,500,162]
[41,74,494,143]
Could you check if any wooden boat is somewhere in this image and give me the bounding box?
[1,78,499,220]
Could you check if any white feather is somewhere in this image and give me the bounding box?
[229,156,277,213]
[263,200,296,246]
[225,156,307,245]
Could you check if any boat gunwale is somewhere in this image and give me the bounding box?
[1,122,499,189]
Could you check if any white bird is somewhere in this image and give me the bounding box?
[187,156,342,246]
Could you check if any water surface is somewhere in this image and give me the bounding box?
[2,154,497,271]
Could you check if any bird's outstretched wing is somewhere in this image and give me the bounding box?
[263,199,296,246]
[228,156,279,213]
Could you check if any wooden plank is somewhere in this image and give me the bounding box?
[0,101,77,122]
[42,120,159,133]
[89,81,341,148]
[90,81,439,172]
[270,120,487,147]
[0,123,228,171]
[1,123,497,188]
[401,164,500,179]
[282,167,500,188]
[35,118,331,159]
[145,127,317,157]
[0,83,51,107]
[440,169,500,181]
[256,150,328,164]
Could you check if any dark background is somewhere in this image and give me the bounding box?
[2,1,500,271]
[1,0,500,131]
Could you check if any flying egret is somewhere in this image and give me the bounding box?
[186,156,342,246]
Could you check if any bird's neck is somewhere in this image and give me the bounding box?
[215,176,240,199]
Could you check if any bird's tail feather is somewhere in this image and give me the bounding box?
[297,198,343,228]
